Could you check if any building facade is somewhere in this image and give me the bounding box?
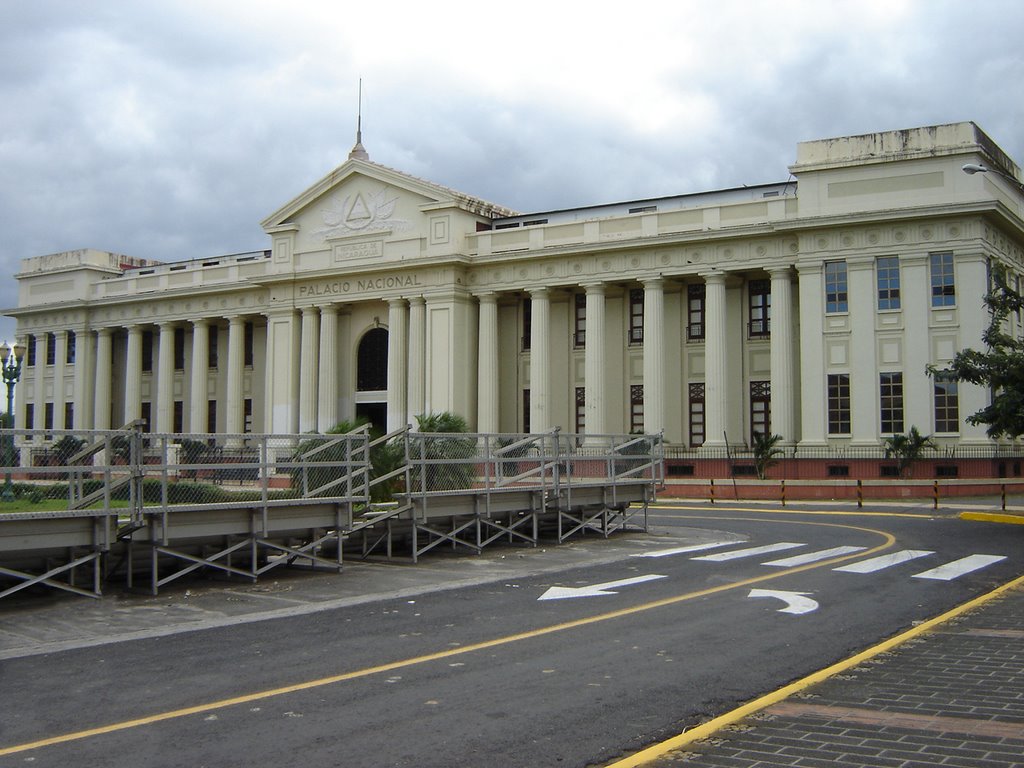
[7,122,1024,454]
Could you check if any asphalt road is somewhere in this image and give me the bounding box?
[1,502,1022,768]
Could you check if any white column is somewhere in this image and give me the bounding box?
[32,335,44,431]
[225,316,245,436]
[53,331,67,429]
[642,278,665,435]
[317,304,339,431]
[94,328,113,430]
[72,327,94,429]
[156,322,176,433]
[299,307,320,433]
[796,262,827,447]
[584,283,607,438]
[529,288,551,433]
[900,255,931,436]
[386,299,409,433]
[476,293,499,434]
[189,319,209,433]
[956,254,992,444]
[848,258,876,444]
[769,267,795,444]
[124,325,143,425]
[407,297,426,425]
[702,274,728,448]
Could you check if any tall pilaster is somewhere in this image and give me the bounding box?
[156,322,176,433]
[769,267,796,444]
[642,278,665,435]
[225,316,245,436]
[848,257,876,444]
[407,297,426,426]
[53,331,67,429]
[583,283,606,437]
[299,307,320,433]
[94,328,113,430]
[189,319,209,433]
[124,325,143,425]
[386,299,409,433]
[796,262,827,447]
[317,304,339,431]
[476,293,499,435]
[72,326,94,429]
[702,274,728,448]
[32,335,44,430]
[529,288,551,433]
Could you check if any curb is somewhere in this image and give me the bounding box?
[960,511,1024,524]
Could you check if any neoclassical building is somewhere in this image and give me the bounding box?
[7,122,1024,453]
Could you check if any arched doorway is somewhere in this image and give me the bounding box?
[355,327,388,433]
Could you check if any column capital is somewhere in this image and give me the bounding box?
[191,317,210,328]
[701,271,728,286]
[581,281,606,295]
[767,264,795,278]
[640,276,664,289]
[473,291,499,304]
[408,295,426,307]
[387,297,408,309]
[319,302,340,317]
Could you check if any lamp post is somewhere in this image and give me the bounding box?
[0,340,25,502]
[962,163,1024,194]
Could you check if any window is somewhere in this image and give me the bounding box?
[46,333,56,366]
[522,389,530,433]
[930,252,955,307]
[689,383,705,448]
[630,384,644,433]
[141,330,153,372]
[244,322,255,367]
[66,331,76,364]
[173,401,184,433]
[207,400,217,433]
[574,294,586,348]
[64,402,74,429]
[522,298,531,351]
[174,328,186,370]
[357,328,388,391]
[208,325,219,369]
[575,387,585,433]
[26,335,35,367]
[244,398,253,433]
[750,381,770,443]
[825,261,848,313]
[880,372,904,434]
[876,256,901,310]
[140,402,151,432]
[628,289,644,345]
[934,374,959,433]
[25,403,34,430]
[827,374,851,435]
[44,402,54,430]
[687,284,705,341]
[748,280,771,338]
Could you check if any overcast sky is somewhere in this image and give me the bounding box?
[2,0,1023,342]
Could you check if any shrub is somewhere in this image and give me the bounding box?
[409,412,476,491]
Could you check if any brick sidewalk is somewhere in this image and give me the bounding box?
[642,585,1024,767]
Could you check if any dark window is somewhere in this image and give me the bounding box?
[174,328,185,370]
[26,335,36,367]
[574,294,586,348]
[141,331,153,372]
[628,290,644,345]
[934,373,959,433]
[930,252,955,307]
[244,322,254,367]
[522,298,532,351]
[750,380,770,443]
[748,280,771,338]
[140,402,151,432]
[66,331,76,364]
[207,400,217,433]
[825,261,848,313]
[689,383,705,448]
[630,384,644,433]
[880,372,904,434]
[64,402,74,430]
[876,256,901,310]
[575,386,585,433]
[44,402,54,430]
[173,401,184,433]
[356,328,389,391]
[46,333,56,366]
[935,465,959,478]
[687,284,705,341]
[828,465,850,477]
[244,398,253,433]
[208,325,219,369]
[827,373,851,435]
[523,389,530,433]
[25,403,34,430]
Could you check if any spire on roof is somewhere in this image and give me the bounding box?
[348,79,369,161]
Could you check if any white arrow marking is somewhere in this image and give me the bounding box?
[631,541,736,558]
[748,589,819,615]
[538,574,667,601]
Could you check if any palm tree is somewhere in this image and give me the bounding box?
[752,432,784,480]
[883,426,936,478]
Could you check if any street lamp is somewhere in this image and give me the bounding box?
[0,340,25,502]
[962,163,1024,194]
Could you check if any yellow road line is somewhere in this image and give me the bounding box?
[605,571,1024,768]
[0,518,895,758]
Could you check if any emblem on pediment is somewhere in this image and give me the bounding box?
[316,187,411,240]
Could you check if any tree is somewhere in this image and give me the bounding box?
[883,426,936,478]
[930,267,1024,438]
[751,432,784,480]
[410,412,476,491]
